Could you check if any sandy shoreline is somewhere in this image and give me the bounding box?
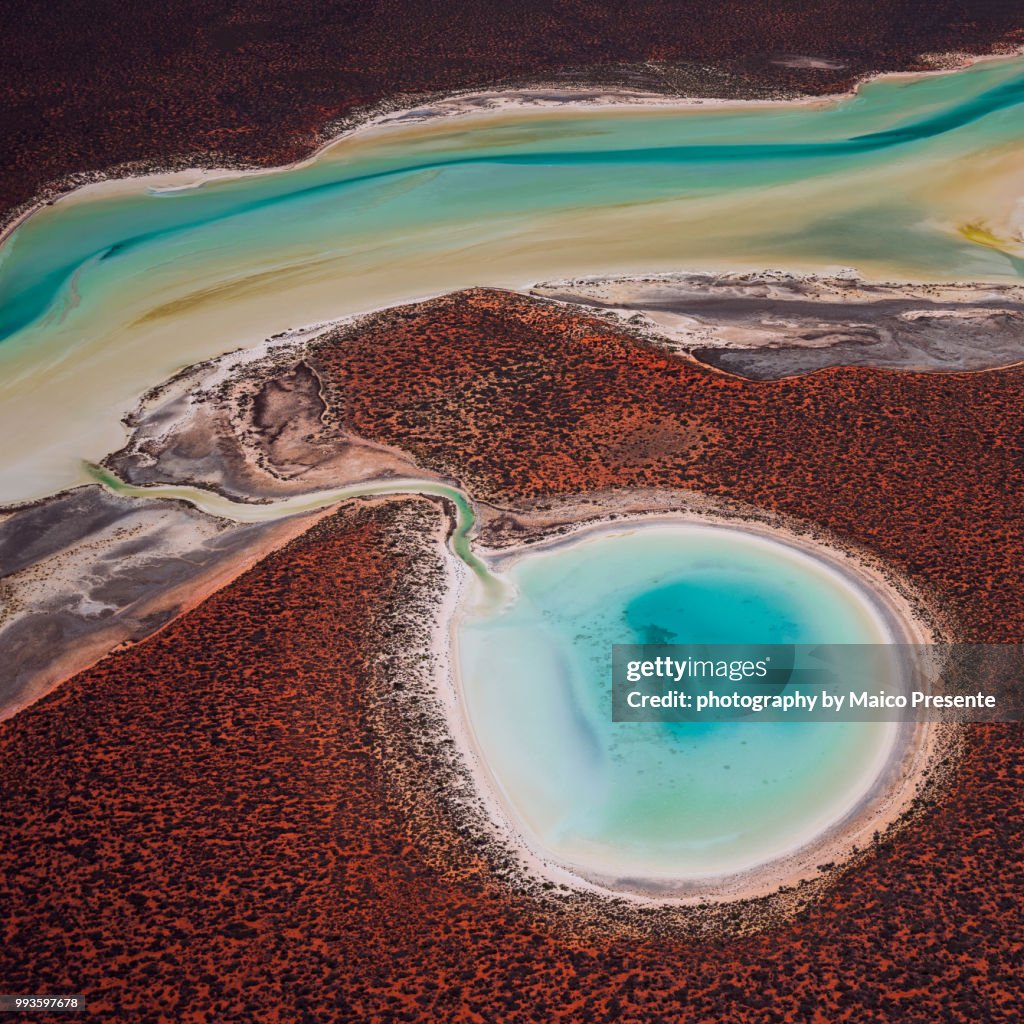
[427,496,944,906]
[2,48,1023,506]
[3,45,1021,250]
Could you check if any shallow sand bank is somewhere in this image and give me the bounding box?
[6,46,1021,239]
[2,52,1024,504]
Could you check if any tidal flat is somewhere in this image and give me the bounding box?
[1,55,1024,502]
[533,272,1024,377]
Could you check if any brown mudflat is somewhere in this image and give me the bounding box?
[534,274,1024,377]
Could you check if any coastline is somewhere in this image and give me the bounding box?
[3,44,1022,250]
[2,52,1023,506]
[0,39,999,911]
[425,495,946,906]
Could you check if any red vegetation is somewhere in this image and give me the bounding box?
[313,288,1024,642]
[1,290,1022,1020]
[3,1,1022,220]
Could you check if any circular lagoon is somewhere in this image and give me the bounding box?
[456,521,912,894]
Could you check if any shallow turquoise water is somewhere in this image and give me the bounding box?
[457,523,897,884]
[3,57,1023,341]
[2,57,1024,502]
[8,58,1024,339]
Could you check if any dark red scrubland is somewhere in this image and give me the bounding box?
[1,289,1022,1021]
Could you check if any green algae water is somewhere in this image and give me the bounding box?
[84,462,500,597]
[2,57,1024,502]
[457,523,900,886]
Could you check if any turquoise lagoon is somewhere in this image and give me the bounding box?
[457,523,901,887]
[1,57,1024,501]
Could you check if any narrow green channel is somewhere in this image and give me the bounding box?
[84,462,499,594]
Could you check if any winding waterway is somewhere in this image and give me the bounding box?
[86,462,498,594]
[3,55,1024,503]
